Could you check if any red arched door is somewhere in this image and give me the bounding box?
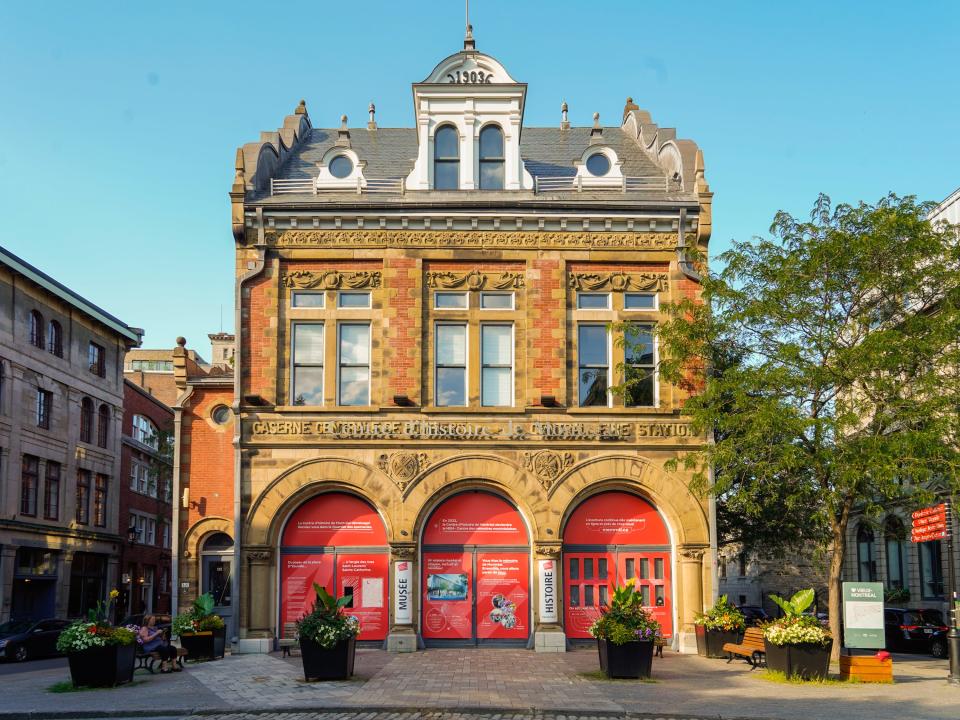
[563,491,673,641]
[421,491,530,646]
[280,493,389,641]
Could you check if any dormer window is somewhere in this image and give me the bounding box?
[586,153,611,177]
[479,125,504,190]
[328,155,354,179]
[434,125,460,190]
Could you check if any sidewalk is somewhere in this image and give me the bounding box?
[1,647,955,720]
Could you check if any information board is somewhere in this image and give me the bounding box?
[842,581,885,649]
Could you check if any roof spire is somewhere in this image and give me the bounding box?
[464,0,475,50]
[367,102,377,131]
[560,101,570,130]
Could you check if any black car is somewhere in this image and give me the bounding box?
[0,618,71,662]
[738,605,770,626]
[883,608,949,655]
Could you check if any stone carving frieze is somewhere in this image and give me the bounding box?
[262,229,686,251]
[426,270,524,290]
[521,450,575,490]
[534,544,562,558]
[568,271,667,293]
[679,547,707,561]
[282,269,382,290]
[390,545,416,559]
[246,550,272,562]
[377,451,431,491]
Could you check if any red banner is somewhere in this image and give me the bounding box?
[337,553,388,639]
[421,553,472,639]
[423,492,528,546]
[476,552,529,640]
[280,554,334,633]
[563,491,669,545]
[282,493,388,547]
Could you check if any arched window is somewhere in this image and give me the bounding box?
[433,125,459,190]
[884,517,907,589]
[79,397,94,443]
[856,524,876,582]
[29,310,44,348]
[97,404,110,448]
[479,125,504,190]
[47,320,63,357]
[132,414,158,449]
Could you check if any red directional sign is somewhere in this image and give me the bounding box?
[911,503,949,543]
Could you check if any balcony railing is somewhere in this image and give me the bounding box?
[270,177,406,196]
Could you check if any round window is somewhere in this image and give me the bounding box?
[329,155,353,179]
[211,405,231,425]
[586,153,611,177]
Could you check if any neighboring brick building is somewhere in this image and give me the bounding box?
[0,245,142,625]
[115,379,174,620]
[176,29,716,654]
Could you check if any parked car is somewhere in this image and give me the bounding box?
[738,605,770,626]
[884,608,949,654]
[0,618,71,662]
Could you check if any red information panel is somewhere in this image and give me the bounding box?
[563,492,669,546]
[421,553,472,640]
[337,553,388,640]
[282,493,388,547]
[476,552,529,640]
[280,554,334,634]
[423,493,528,546]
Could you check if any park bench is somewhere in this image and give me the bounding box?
[278,622,298,657]
[135,644,188,673]
[839,654,893,683]
[722,627,766,668]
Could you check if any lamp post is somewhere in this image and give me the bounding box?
[947,499,959,685]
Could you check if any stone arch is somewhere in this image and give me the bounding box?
[183,516,232,559]
[550,454,709,548]
[403,454,546,542]
[245,457,399,546]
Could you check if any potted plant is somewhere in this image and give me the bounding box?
[762,589,832,680]
[694,594,746,658]
[589,580,661,679]
[295,583,360,681]
[57,589,137,687]
[172,593,226,661]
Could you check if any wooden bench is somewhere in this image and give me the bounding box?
[135,646,188,673]
[277,622,298,657]
[722,627,766,668]
[654,635,666,658]
[839,654,893,683]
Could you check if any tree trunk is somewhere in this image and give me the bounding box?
[827,498,853,663]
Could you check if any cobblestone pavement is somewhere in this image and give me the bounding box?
[1,648,956,720]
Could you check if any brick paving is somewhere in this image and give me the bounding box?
[1,648,956,720]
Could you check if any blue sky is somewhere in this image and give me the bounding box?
[1,1,957,354]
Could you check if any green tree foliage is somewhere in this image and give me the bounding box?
[636,194,960,659]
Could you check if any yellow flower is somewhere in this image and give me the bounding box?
[109,589,120,599]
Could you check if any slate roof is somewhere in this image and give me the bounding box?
[253,125,689,205]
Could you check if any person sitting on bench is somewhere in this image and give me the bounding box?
[140,615,178,673]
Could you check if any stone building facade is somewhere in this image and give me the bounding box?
[176,34,716,653]
[0,246,142,623]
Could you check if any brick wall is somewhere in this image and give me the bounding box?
[180,387,234,528]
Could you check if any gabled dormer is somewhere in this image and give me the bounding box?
[406,30,533,191]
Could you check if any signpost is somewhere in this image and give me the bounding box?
[912,501,958,685]
[842,582,885,649]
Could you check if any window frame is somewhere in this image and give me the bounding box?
[623,323,658,408]
[20,455,39,517]
[290,322,325,407]
[44,461,60,520]
[132,414,158,449]
[337,291,372,309]
[478,124,505,191]
[336,321,371,407]
[434,291,469,310]
[433,124,460,190]
[479,292,514,310]
[93,474,108,528]
[97,404,110,448]
[290,291,326,309]
[36,388,52,429]
[88,342,105,377]
[623,293,659,311]
[47,320,63,357]
[884,517,907,590]
[80,397,93,443]
[434,321,468,407]
[856,524,877,582]
[576,292,611,310]
[918,540,945,599]
[480,323,514,407]
[76,469,91,525]
[29,310,44,348]
[577,323,611,408]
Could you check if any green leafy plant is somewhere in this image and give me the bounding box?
[589,580,661,645]
[884,586,910,604]
[172,592,225,636]
[56,590,135,653]
[694,594,746,632]
[295,583,360,650]
[769,589,815,618]
[762,589,830,648]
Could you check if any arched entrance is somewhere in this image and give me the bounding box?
[201,533,233,625]
[279,492,389,642]
[420,490,530,646]
[563,491,673,641]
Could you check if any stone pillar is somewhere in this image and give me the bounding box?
[533,544,565,653]
[678,546,708,653]
[386,545,417,652]
[240,548,274,654]
[0,545,17,622]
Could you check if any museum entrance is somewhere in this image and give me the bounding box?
[563,491,674,641]
[279,492,389,642]
[420,490,530,646]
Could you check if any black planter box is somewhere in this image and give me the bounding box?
[179,627,226,661]
[764,639,832,680]
[597,638,654,679]
[68,643,135,687]
[695,626,742,658]
[300,636,356,681]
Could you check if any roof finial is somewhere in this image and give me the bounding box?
[368,102,377,131]
[337,114,351,146]
[295,99,307,115]
[464,0,475,50]
[560,101,570,130]
[589,112,603,143]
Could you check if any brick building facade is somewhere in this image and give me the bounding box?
[176,33,716,654]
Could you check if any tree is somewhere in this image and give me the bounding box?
[631,194,960,659]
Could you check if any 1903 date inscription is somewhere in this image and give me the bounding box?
[446,70,493,84]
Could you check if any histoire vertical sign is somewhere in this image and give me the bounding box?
[539,559,558,623]
[394,561,412,624]
[911,503,948,543]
